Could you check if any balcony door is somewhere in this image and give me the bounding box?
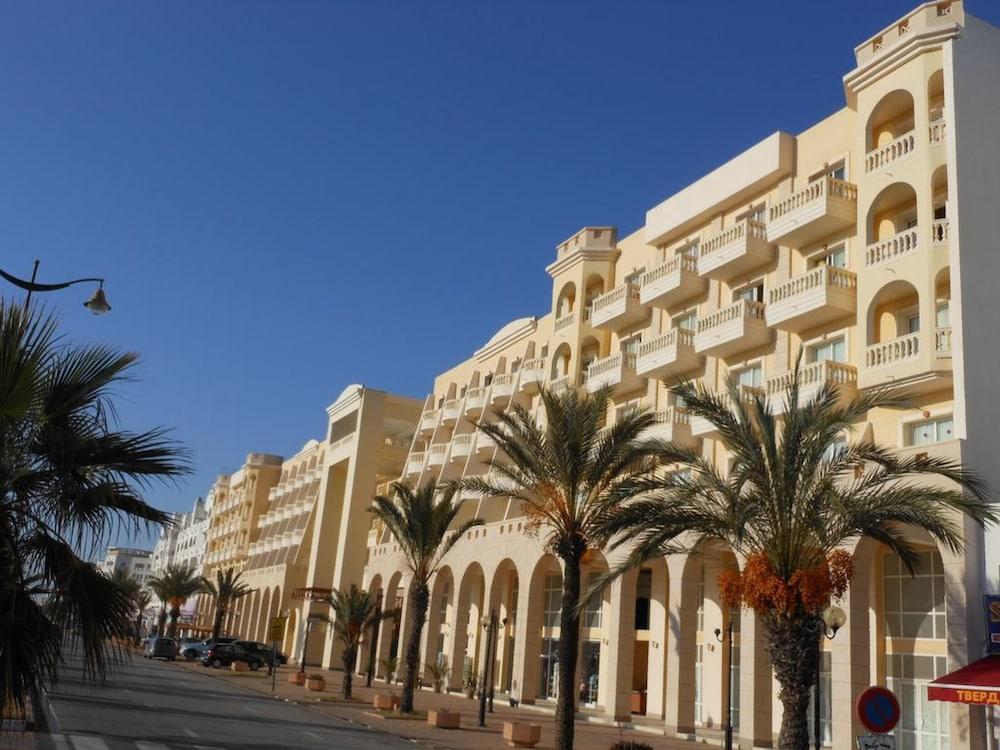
[806,337,846,364]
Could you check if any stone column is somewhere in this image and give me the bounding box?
[737,607,774,750]
[511,569,542,704]
[664,554,698,737]
[602,569,638,721]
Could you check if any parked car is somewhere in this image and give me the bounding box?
[234,640,288,666]
[180,640,209,662]
[203,636,236,647]
[202,643,265,670]
[144,636,178,661]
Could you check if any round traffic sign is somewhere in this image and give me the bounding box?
[856,686,900,733]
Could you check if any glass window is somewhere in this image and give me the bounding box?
[733,364,763,388]
[905,312,920,334]
[543,573,562,628]
[583,573,604,628]
[883,550,947,639]
[936,302,950,328]
[829,164,846,180]
[908,416,954,446]
[673,311,697,331]
[807,337,846,364]
[733,282,764,303]
[811,244,847,269]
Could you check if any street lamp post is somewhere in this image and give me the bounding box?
[366,590,383,688]
[0,260,111,313]
[814,606,846,750]
[478,608,498,727]
[300,613,328,675]
[714,614,736,750]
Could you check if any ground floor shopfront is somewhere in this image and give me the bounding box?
[361,518,993,750]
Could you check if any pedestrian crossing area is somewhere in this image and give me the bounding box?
[53,736,227,750]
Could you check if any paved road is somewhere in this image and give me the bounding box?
[42,650,415,750]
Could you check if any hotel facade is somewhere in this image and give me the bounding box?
[357,4,1000,750]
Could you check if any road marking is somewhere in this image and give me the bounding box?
[183,727,199,738]
[68,737,110,750]
[304,731,323,740]
[135,743,171,750]
[243,705,259,714]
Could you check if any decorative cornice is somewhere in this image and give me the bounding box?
[544,248,620,279]
[474,317,537,362]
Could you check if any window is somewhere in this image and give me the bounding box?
[583,573,603,628]
[543,573,562,628]
[936,302,950,328]
[810,243,847,269]
[908,416,953,446]
[733,364,763,388]
[933,204,947,220]
[807,337,846,363]
[733,281,764,304]
[902,311,920,334]
[737,204,766,224]
[828,163,846,180]
[673,311,697,331]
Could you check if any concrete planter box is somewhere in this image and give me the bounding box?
[373,693,400,711]
[427,709,460,729]
[503,722,541,748]
[230,661,248,673]
[288,672,306,685]
[305,678,326,692]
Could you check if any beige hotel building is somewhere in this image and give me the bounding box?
[359,4,1000,750]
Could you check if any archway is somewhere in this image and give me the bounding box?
[426,567,455,679]
[583,274,606,323]
[867,182,918,244]
[928,69,944,121]
[449,563,485,690]
[866,89,915,151]
[358,575,383,677]
[555,282,576,318]
[932,166,949,242]
[255,587,271,643]
[375,572,404,681]
[580,336,601,383]
[488,559,520,695]
[524,554,562,703]
[867,280,921,346]
[550,342,572,380]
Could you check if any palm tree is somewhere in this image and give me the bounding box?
[369,481,483,713]
[595,369,997,749]
[133,589,153,644]
[147,577,169,636]
[201,567,253,642]
[0,299,187,711]
[108,569,145,645]
[330,584,380,698]
[148,565,206,638]
[463,386,667,750]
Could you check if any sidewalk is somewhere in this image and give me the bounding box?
[174,661,702,750]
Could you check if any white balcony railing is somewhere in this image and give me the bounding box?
[549,373,574,393]
[769,265,857,305]
[442,399,462,423]
[696,299,766,335]
[590,283,646,330]
[465,387,487,413]
[519,357,546,392]
[764,361,858,399]
[865,227,919,267]
[767,176,858,248]
[491,373,516,401]
[769,176,857,224]
[935,326,952,357]
[428,443,448,466]
[420,409,439,432]
[932,219,949,244]
[865,130,916,173]
[866,333,920,369]
[451,433,475,459]
[407,451,426,474]
[640,254,697,291]
[554,312,576,332]
[929,119,947,146]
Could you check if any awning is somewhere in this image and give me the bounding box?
[927,655,1000,706]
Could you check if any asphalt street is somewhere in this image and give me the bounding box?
[41,649,416,750]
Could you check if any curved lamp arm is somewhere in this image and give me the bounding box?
[0,267,105,292]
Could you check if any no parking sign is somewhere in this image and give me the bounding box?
[856,685,900,734]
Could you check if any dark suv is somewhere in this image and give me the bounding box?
[202,643,265,670]
[234,640,288,666]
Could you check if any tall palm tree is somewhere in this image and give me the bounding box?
[147,577,169,636]
[369,481,482,713]
[0,299,187,711]
[595,370,997,749]
[463,386,667,750]
[148,565,206,638]
[330,584,380,698]
[201,566,253,642]
[133,588,153,644]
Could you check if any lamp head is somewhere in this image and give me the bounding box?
[822,605,847,635]
[84,283,111,315]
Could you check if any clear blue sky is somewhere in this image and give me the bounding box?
[3,1,997,546]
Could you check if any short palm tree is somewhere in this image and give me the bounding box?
[369,481,483,713]
[464,386,667,750]
[201,566,253,642]
[148,565,206,638]
[330,584,381,698]
[147,577,169,636]
[0,299,187,711]
[108,569,145,644]
[596,369,997,749]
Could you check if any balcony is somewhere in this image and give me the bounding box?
[585,352,645,395]
[697,219,774,281]
[767,176,858,248]
[865,227,919,268]
[519,358,546,394]
[936,326,952,357]
[865,130,916,174]
[694,300,770,359]
[767,266,857,332]
[550,373,574,394]
[406,452,426,476]
[636,328,702,379]
[490,374,515,403]
[554,312,576,335]
[932,219,949,246]
[639,255,706,309]
[427,443,448,467]
[442,399,462,425]
[589,283,648,331]
[690,386,761,440]
[419,409,439,434]
[862,329,953,393]
[865,332,920,370]
[465,387,487,416]
[644,407,697,448]
[475,431,496,455]
[764,361,858,415]
[450,433,474,461]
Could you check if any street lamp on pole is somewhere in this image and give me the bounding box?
[478,609,500,727]
[1,260,111,313]
[714,612,737,750]
[814,606,846,750]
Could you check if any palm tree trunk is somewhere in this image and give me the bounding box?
[766,612,821,750]
[212,604,225,641]
[157,608,166,636]
[400,582,429,714]
[134,613,143,646]
[555,551,582,750]
[342,645,357,699]
[168,607,180,639]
